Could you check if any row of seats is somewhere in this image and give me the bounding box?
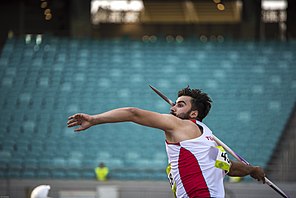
[0,166,167,180]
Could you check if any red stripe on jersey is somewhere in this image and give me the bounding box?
[178,147,210,198]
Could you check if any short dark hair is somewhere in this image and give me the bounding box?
[178,86,212,121]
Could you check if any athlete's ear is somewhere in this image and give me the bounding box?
[190,110,198,119]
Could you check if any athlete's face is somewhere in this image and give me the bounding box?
[170,96,197,119]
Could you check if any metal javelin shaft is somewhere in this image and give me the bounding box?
[149,85,290,198]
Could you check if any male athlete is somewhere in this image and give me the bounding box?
[67,86,265,198]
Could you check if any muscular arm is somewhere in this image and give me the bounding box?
[67,107,181,132]
[228,160,266,183]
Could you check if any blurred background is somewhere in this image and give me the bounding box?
[0,0,295,197]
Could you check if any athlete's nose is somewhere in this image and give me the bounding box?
[170,106,176,113]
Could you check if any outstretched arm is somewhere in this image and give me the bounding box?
[67,107,181,132]
[228,160,266,183]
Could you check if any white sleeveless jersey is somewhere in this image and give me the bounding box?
[165,120,226,198]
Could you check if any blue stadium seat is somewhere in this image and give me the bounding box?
[22,169,36,178]
[37,170,51,178]
[51,170,66,178]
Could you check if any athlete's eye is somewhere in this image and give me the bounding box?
[177,103,183,107]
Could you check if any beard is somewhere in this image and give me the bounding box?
[170,110,191,120]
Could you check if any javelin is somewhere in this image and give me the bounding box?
[149,85,290,198]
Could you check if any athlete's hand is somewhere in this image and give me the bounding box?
[250,166,266,184]
[67,113,94,132]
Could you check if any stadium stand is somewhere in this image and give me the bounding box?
[0,35,295,180]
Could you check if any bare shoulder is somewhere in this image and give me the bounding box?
[155,114,189,132]
[181,119,201,130]
[164,119,202,142]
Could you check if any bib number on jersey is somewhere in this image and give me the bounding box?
[166,163,177,198]
[215,146,231,173]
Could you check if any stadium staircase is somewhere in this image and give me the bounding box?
[266,104,296,182]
